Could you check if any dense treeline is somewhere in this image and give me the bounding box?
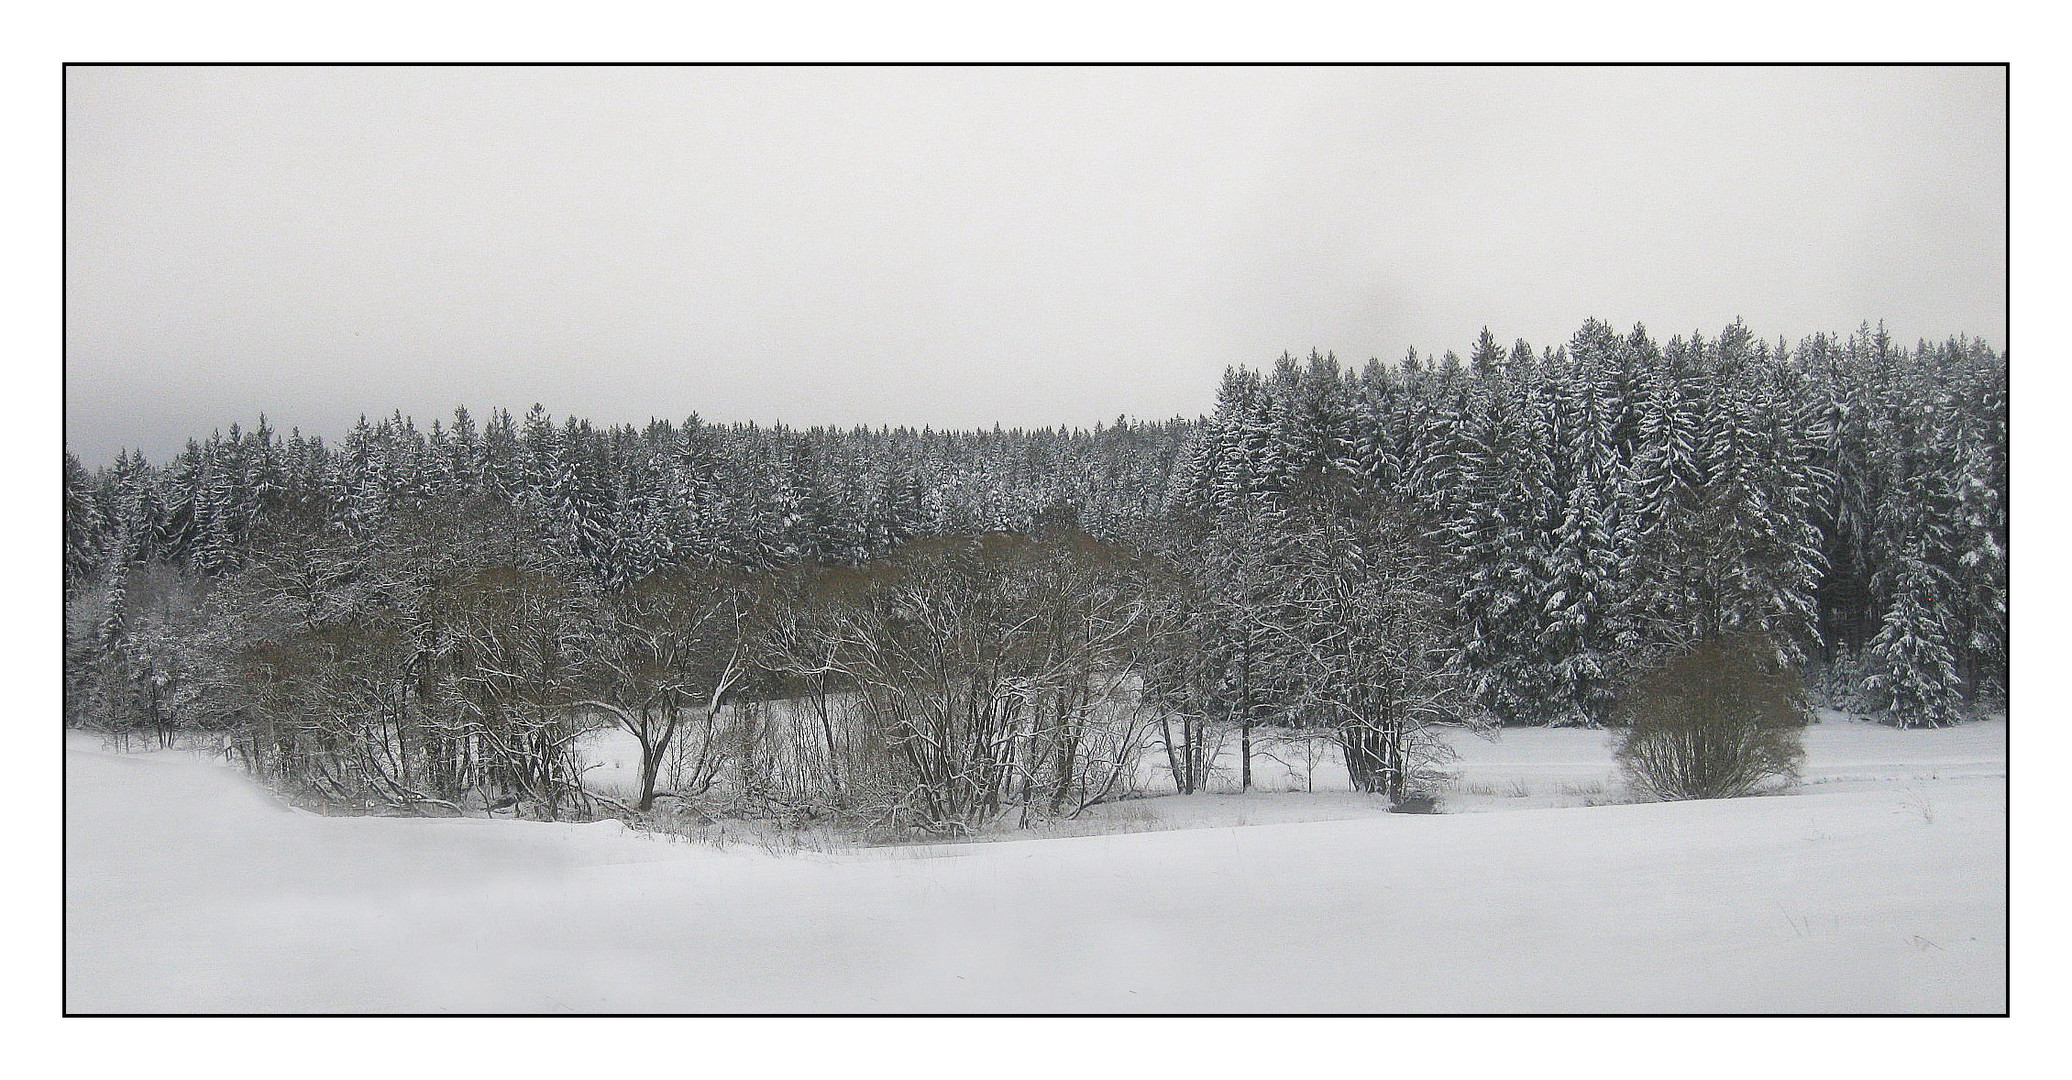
[62,319,2005,827]
[1185,319,2006,731]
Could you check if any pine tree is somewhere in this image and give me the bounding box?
[1864,537,1962,728]
[1449,360,1554,726]
[64,453,106,594]
[1470,326,1506,381]
[1533,323,1637,725]
[1945,341,2008,700]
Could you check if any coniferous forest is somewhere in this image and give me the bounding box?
[62,319,2007,832]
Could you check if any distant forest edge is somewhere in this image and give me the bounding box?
[61,318,2005,823]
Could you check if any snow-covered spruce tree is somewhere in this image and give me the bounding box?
[334,415,391,540]
[1185,364,1278,514]
[1154,366,1279,786]
[1623,324,1828,667]
[1624,330,1711,641]
[1345,358,1405,495]
[1800,326,1887,686]
[187,456,241,577]
[558,417,620,579]
[599,452,670,591]
[477,406,525,502]
[1268,350,1360,496]
[63,453,121,728]
[64,452,107,597]
[769,433,844,565]
[659,415,715,566]
[65,549,129,734]
[1863,536,1964,729]
[1803,321,1972,690]
[1448,350,1557,726]
[82,560,215,750]
[863,463,927,559]
[1537,466,1626,727]
[1530,322,1639,727]
[1853,354,1973,727]
[1942,340,2008,702]
[1469,325,1506,382]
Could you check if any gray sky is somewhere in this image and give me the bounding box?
[65,65,2006,465]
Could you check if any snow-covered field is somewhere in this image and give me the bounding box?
[65,717,2005,1013]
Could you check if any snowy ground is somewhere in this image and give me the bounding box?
[66,717,2005,1013]
[572,709,2005,833]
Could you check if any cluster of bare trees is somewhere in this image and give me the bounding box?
[215,498,604,818]
[751,532,1163,831]
[69,470,1476,832]
[1145,482,1473,803]
[571,527,1173,833]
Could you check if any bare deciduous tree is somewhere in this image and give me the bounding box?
[575,567,748,809]
[754,531,1158,832]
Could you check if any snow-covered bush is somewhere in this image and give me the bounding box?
[1612,633,1809,800]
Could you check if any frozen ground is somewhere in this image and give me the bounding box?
[66,717,2005,1013]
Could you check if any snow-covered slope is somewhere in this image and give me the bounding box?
[64,723,2005,1013]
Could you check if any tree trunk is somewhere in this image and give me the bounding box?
[812,678,842,797]
[1181,715,1201,794]
[635,734,661,811]
[1240,714,1253,792]
[1342,721,1385,795]
[1160,712,1188,795]
[1051,688,1080,813]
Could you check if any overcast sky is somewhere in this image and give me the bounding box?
[65,65,2005,465]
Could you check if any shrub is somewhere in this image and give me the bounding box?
[1388,792,1439,814]
[1612,633,1810,800]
